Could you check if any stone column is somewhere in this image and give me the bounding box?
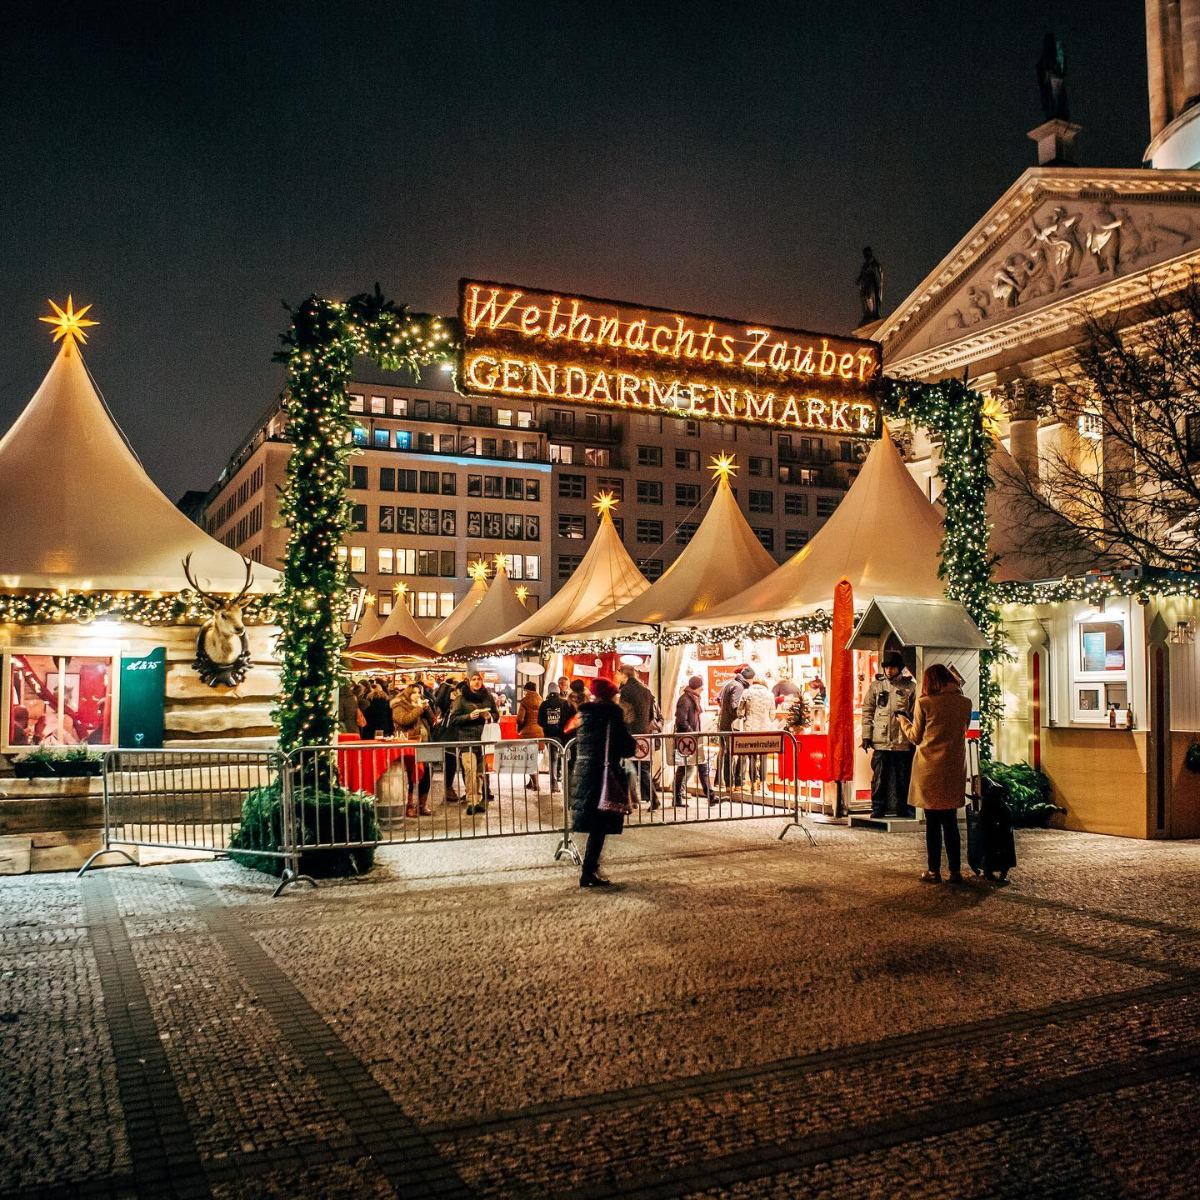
[1170,0,1189,117]
[1148,0,1170,136]
[1004,381,1042,489]
[1182,0,1200,103]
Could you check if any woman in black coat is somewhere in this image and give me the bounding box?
[569,677,636,887]
[363,683,394,740]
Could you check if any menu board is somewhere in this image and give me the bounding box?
[706,664,741,707]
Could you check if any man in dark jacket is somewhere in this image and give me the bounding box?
[673,675,714,805]
[433,673,464,801]
[715,666,753,788]
[447,673,498,813]
[538,682,571,793]
[617,665,657,808]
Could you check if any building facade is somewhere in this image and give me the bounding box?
[198,373,863,626]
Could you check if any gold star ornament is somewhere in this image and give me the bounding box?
[468,560,491,582]
[709,453,738,481]
[40,296,99,346]
[593,490,618,516]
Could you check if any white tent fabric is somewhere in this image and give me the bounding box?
[579,473,778,636]
[352,593,436,658]
[496,508,649,641]
[438,564,529,654]
[426,574,489,652]
[348,607,383,648]
[683,430,945,629]
[0,340,279,593]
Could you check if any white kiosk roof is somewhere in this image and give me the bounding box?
[0,338,279,594]
[684,430,945,629]
[438,563,529,655]
[426,574,489,653]
[353,589,436,659]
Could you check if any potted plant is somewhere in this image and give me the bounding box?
[981,760,1063,828]
[12,746,105,779]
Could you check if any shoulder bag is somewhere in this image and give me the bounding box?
[597,719,632,814]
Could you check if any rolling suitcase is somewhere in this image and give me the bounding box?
[965,743,1016,881]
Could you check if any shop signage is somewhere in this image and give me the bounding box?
[706,664,741,706]
[494,741,539,774]
[731,732,785,756]
[457,280,881,437]
[118,647,165,749]
[776,635,811,656]
[697,643,725,661]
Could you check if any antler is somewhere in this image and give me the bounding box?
[181,554,218,609]
[231,557,255,606]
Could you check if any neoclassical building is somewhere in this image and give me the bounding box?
[875,8,1200,839]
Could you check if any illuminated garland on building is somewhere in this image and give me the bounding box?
[546,611,834,656]
[274,287,453,753]
[886,378,1001,758]
[0,591,276,626]
[995,569,1200,607]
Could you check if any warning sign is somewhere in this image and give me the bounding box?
[731,732,784,756]
[673,735,698,759]
[633,736,653,761]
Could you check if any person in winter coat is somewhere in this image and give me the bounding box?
[617,665,657,808]
[673,675,713,805]
[538,683,571,793]
[390,684,432,816]
[338,685,364,736]
[447,672,499,814]
[433,673,464,802]
[715,666,753,788]
[737,675,777,784]
[569,677,636,887]
[516,682,544,790]
[363,683,393,740]
[899,664,974,883]
[861,651,918,818]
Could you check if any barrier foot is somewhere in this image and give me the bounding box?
[779,819,818,847]
[77,847,139,877]
[273,867,318,897]
[553,834,582,866]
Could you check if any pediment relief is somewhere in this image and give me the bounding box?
[885,188,1200,366]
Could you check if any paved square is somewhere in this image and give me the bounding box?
[3,820,1199,1198]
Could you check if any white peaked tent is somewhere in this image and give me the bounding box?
[0,338,278,594]
[579,471,778,636]
[426,572,490,654]
[684,429,945,630]
[353,590,436,658]
[348,607,383,648]
[437,563,529,655]
[496,506,649,641]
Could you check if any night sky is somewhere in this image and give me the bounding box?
[2,1,1147,500]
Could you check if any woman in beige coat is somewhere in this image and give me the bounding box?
[899,664,973,883]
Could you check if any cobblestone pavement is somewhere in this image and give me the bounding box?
[2,820,1199,1198]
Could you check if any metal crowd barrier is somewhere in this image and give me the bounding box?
[78,748,298,894]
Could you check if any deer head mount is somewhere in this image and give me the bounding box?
[182,554,255,687]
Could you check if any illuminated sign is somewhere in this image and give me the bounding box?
[456,280,881,437]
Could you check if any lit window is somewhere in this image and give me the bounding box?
[1072,607,1129,722]
[378,548,394,574]
[415,591,440,618]
[584,447,610,467]
[374,428,390,449]
[5,652,117,750]
[497,409,513,427]
[348,393,364,413]
[549,443,573,464]
[378,591,394,615]
[1078,410,1102,441]
[524,554,540,580]
[336,546,348,566]
[352,425,368,447]
[349,547,366,573]
[559,514,586,540]
[394,430,412,450]
[517,411,533,428]
[440,592,455,617]
[392,396,408,416]
[370,395,386,414]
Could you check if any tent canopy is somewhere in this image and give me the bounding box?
[847,597,989,652]
[681,430,945,630]
[496,506,649,641]
[426,573,489,653]
[578,471,777,636]
[353,589,436,659]
[0,339,279,594]
[348,606,383,648]
[437,563,529,655]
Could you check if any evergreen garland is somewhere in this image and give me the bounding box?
[274,287,453,753]
[886,378,1002,759]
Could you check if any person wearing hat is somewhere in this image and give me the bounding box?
[538,682,571,793]
[673,675,714,805]
[861,651,917,818]
[715,665,754,791]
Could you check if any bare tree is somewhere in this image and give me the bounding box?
[1003,278,1200,576]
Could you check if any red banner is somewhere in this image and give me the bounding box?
[827,578,855,782]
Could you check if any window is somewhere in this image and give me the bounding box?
[749,456,772,477]
[396,469,418,493]
[350,505,367,532]
[373,428,390,449]
[5,652,116,749]
[597,477,624,500]
[785,528,809,553]
[611,517,624,539]
[392,396,408,417]
[1072,607,1129,722]
[638,480,663,505]
[549,409,575,434]
[460,435,477,456]
[394,549,416,575]
[816,496,839,517]
[779,466,819,486]
[784,493,808,516]
[440,511,456,537]
[466,511,482,538]
[524,554,541,580]
[584,447,610,467]
[396,506,417,534]
[336,546,347,566]
[416,549,440,576]
[754,527,775,551]
[517,410,533,428]
[419,470,440,494]
[549,443,574,464]
[418,508,439,535]
[505,513,523,539]
[467,474,482,497]
[441,472,456,495]
[378,548,394,574]
[413,400,430,419]
[633,413,663,433]
[456,403,472,423]
[350,465,368,490]
[558,554,583,579]
[497,409,513,427]
[559,514,586,540]
[675,521,698,546]
[683,420,700,437]
[483,512,502,538]
[394,430,412,451]
[370,395,386,414]
[439,435,457,454]
[1078,411,1102,441]
[505,477,525,501]
[415,590,441,618]
[637,445,663,468]
[416,433,434,453]
[349,546,366,573]
[525,515,540,540]
[483,475,502,498]
[440,550,456,576]
[522,442,539,460]
[675,449,700,471]
[379,467,395,491]
[352,425,368,447]
[675,483,699,507]
[558,474,586,499]
[378,591,394,616]
[641,559,663,581]
[1188,413,1200,461]
[636,519,663,544]
[348,393,364,413]
[749,490,773,514]
[526,478,540,502]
